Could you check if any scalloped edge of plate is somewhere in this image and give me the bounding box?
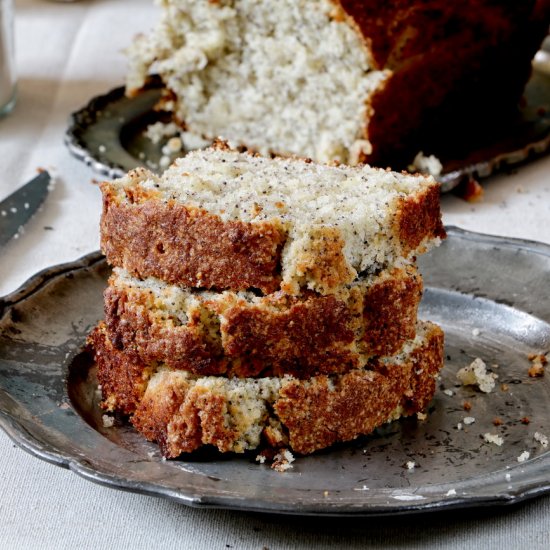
[1,227,550,515]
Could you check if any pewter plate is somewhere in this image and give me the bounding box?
[1,227,550,516]
[64,70,550,192]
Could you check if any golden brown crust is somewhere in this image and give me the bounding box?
[401,324,444,414]
[360,266,422,356]
[104,284,228,376]
[371,323,445,415]
[304,322,441,456]
[133,370,199,455]
[275,323,444,454]
[104,266,422,378]
[219,292,357,377]
[133,379,240,456]
[100,181,286,295]
[274,370,401,455]
[134,380,246,457]
[87,324,153,415]
[90,322,444,457]
[393,184,446,256]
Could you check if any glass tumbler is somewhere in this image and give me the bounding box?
[0,0,16,117]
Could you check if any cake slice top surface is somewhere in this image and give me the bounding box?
[115,146,435,226]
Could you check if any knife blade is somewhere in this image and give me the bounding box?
[0,171,51,249]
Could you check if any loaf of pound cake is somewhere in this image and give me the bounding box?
[104,264,422,378]
[90,321,444,456]
[100,144,445,296]
[126,0,550,166]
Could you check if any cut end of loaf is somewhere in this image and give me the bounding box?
[125,1,547,166]
[125,0,388,165]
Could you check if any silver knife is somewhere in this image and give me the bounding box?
[0,171,51,248]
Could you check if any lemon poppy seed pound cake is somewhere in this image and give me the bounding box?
[126,0,549,166]
[91,146,446,463]
[100,144,445,296]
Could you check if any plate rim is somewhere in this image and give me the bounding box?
[2,226,550,516]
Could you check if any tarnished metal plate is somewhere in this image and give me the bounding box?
[0,227,549,515]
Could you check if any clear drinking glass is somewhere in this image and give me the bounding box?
[0,0,16,118]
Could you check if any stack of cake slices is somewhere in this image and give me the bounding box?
[89,143,446,462]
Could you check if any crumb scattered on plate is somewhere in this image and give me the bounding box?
[454,177,484,203]
[102,414,115,428]
[463,416,476,425]
[517,451,530,463]
[457,357,497,393]
[528,353,547,377]
[528,363,545,378]
[483,433,504,446]
[528,353,548,365]
[272,449,295,472]
[534,432,549,448]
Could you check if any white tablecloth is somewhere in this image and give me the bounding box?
[1,1,550,547]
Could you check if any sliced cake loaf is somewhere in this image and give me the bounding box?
[100,145,445,295]
[126,0,548,165]
[103,264,422,378]
[90,320,444,456]
[93,145,447,461]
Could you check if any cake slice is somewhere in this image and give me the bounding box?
[103,264,422,378]
[126,0,548,166]
[89,320,444,456]
[100,145,444,295]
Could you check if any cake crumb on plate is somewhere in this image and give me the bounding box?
[517,451,530,463]
[272,449,295,472]
[483,433,504,446]
[102,414,115,428]
[534,432,549,448]
[457,357,497,393]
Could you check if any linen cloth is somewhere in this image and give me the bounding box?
[1,1,550,547]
